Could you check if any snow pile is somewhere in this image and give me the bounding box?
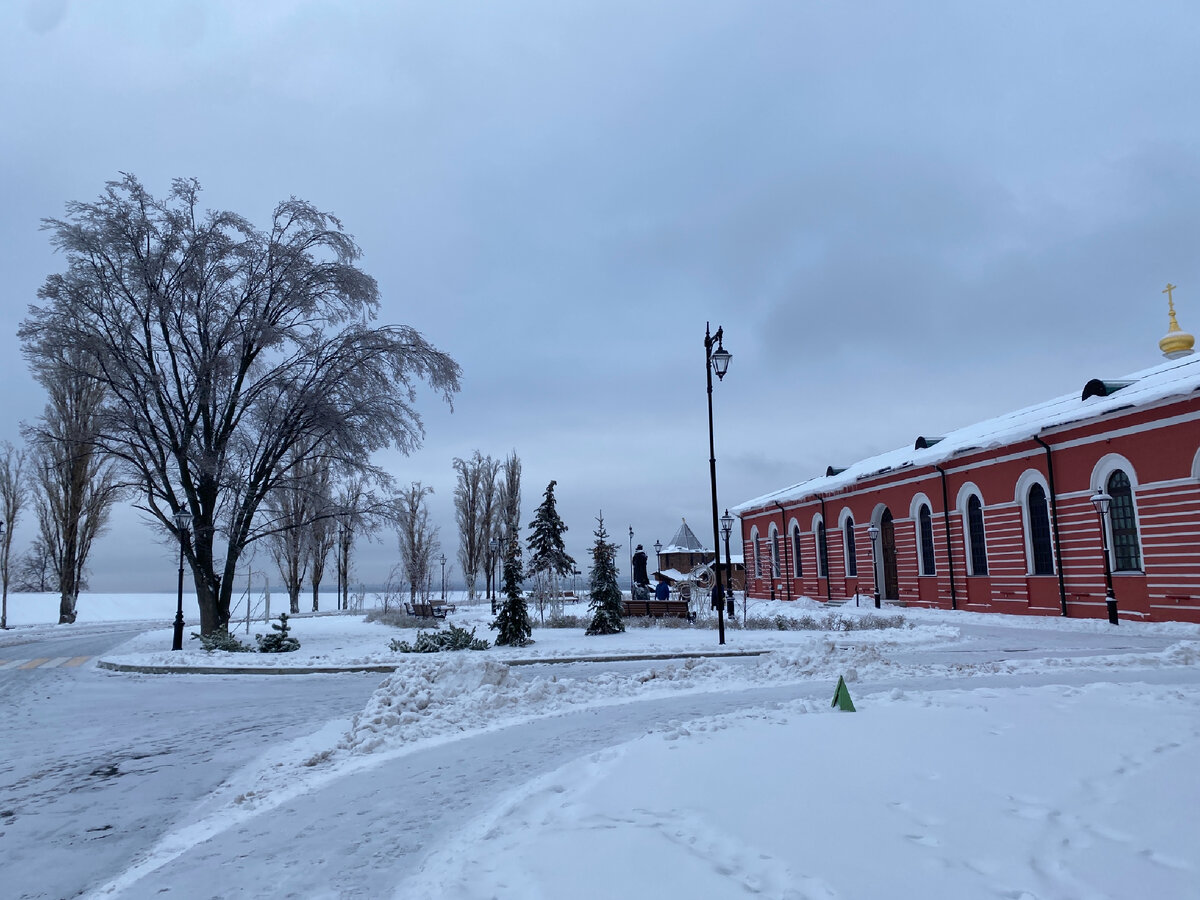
[336,655,727,756]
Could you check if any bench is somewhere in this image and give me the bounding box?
[621,599,696,621]
[404,602,447,619]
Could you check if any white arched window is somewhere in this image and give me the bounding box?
[790,521,803,578]
[1090,454,1144,573]
[769,525,781,578]
[750,526,762,577]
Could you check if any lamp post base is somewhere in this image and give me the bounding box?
[874,591,881,609]
[172,612,185,651]
[1106,596,1119,625]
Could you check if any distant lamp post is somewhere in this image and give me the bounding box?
[628,526,635,597]
[573,567,581,596]
[0,518,7,630]
[705,322,733,645]
[867,523,881,609]
[653,539,662,572]
[720,509,738,625]
[171,509,192,651]
[489,536,499,614]
[1090,489,1120,625]
[439,553,447,601]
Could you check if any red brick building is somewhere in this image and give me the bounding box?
[733,314,1200,623]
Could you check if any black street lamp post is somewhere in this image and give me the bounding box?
[0,518,7,630]
[439,553,447,601]
[628,526,634,598]
[653,539,662,573]
[1090,489,1120,625]
[720,509,738,625]
[867,523,881,609]
[704,322,733,645]
[172,509,192,651]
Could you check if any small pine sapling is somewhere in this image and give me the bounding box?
[585,513,624,635]
[491,534,533,646]
[256,612,301,653]
[390,623,490,652]
[190,629,252,653]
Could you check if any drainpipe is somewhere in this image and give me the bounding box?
[819,495,832,605]
[1033,435,1069,617]
[773,501,792,602]
[934,465,958,610]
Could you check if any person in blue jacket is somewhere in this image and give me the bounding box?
[654,574,670,602]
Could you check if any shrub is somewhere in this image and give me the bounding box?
[190,629,253,653]
[365,608,436,629]
[391,623,490,653]
[541,612,586,629]
[256,612,301,653]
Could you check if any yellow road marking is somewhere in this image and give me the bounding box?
[64,656,91,667]
[19,657,50,669]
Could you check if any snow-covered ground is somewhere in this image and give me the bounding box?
[5,591,1200,898]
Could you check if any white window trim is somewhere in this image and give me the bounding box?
[956,482,987,577]
[788,518,803,579]
[768,523,780,578]
[908,493,935,577]
[1089,454,1145,573]
[1014,468,1055,576]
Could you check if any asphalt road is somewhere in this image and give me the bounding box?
[1,625,382,900]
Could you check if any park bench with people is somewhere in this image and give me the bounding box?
[620,598,695,621]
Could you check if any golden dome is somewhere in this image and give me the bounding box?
[1159,283,1195,359]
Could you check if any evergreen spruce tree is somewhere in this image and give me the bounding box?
[586,513,624,636]
[526,479,576,621]
[491,534,532,646]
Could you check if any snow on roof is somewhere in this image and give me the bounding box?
[733,353,1200,514]
[660,519,709,554]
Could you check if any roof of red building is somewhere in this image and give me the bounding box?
[734,352,1200,514]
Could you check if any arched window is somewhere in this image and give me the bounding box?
[817,521,828,578]
[967,495,988,575]
[1027,483,1054,575]
[791,524,803,578]
[844,518,857,576]
[918,504,936,576]
[1107,469,1142,571]
[751,527,762,577]
[769,526,781,578]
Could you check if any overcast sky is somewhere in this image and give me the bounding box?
[4,1,1200,593]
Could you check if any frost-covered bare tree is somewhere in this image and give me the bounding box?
[307,468,336,612]
[334,478,366,611]
[0,441,29,628]
[20,175,460,633]
[479,457,501,598]
[453,452,497,601]
[497,449,521,546]
[24,351,123,623]
[13,540,52,593]
[395,481,438,604]
[266,453,320,614]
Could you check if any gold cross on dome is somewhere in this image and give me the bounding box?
[1163,282,1177,307]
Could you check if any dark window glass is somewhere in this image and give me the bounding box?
[791,527,803,578]
[844,518,857,576]
[770,530,780,578]
[1028,484,1054,575]
[919,504,936,576]
[817,522,828,577]
[753,535,762,577]
[967,495,988,575]
[1107,470,1142,571]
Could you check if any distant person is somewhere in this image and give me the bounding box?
[632,544,649,587]
[654,575,670,602]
